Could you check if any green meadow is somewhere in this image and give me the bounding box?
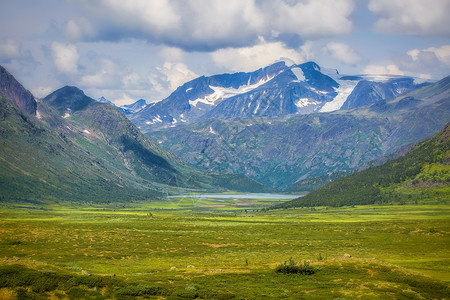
[0,196,449,299]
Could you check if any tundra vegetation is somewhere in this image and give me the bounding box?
[0,198,448,299]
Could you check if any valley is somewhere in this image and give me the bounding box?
[0,201,448,299]
[1,63,449,298]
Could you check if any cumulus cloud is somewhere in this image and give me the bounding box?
[369,0,450,36]
[407,45,450,66]
[363,45,450,79]
[363,64,405,76]
[211,39,310,72]
[79,58,119,87]
[266,0,354,37]
[156,62,198,90]
[323,42,361,65]
[69,0,355,50]
[402,45,450,78]
[51,42,79,75]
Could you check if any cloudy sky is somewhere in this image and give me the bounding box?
[1,0,449,105]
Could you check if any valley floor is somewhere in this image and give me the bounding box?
[0,198,448,299]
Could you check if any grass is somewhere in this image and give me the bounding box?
[0,199,448,298]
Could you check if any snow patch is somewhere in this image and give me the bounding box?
[145,115,163,125]
[36,110,42,120]
[189,76,274,107]
[83,129,91,135]
[291,67,305,82]
[295,98,317,108]
[320,80,358,112]
[186,87,193,93]
[208,126,216,134]
[63,112,70,118]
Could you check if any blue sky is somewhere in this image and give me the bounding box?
[1,0,449,105]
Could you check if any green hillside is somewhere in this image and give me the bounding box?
[274,123,450,208]
[0,67,273,204]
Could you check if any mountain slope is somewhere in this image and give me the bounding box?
[274,122,450,208]
[0,66,36,115]
[0,67,273,204]
[131,61,426,133]
[341,77,426,110]
[149,75,450,189]
[120,99,147,115]
[132,62,288,132]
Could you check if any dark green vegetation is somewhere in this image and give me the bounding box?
[149,76,450,189]
[0,203,448,299]
[0,66,273,204]
[276,122,450,208]
[275,258,316,275]
[287,170,354,192]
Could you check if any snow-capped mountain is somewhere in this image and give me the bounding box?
[132,62,288,131]
[97,96,114,105]
[131,61,429,132]
[120,99,148,115]
[339,77,428,110]
[97,97,149,115]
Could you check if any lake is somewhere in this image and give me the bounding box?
[168,193,303,200]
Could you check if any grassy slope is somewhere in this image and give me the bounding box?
[1,81,273,204]
[0,204,448,299]
[275,123,449,208]
[0,93,164,203]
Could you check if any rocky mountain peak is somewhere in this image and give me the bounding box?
[43,86,94,115]
[0,65,37,115]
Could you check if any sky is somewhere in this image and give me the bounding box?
[1,0,449,106]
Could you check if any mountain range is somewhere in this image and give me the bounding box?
[131,61,428,133]
[0,65,273,204]
[1,60,449,202]
[275,122,450,208]
[98,96,148,115]
[148,74,450,189]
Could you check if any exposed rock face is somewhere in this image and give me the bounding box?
[0,65,36,115]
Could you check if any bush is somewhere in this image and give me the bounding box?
[275,258,316,275]
[115,284,163,297]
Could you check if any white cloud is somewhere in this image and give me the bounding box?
[32,86,54,98]
[401,45,450,79]
[369,0,450,36]
[211,39,309,72]
[266,0,354,37]
[51,42,79,75]
[407,45,450,65]
[323,42,361,65]
[122,72,142,89]
[363,64,405,76]
[71,0,356,50]
[79,58,119,87]
[103,0,180,32]
[364,45,450,79]
[0,39,21,59]
[156,62,198,90]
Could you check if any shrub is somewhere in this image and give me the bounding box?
[275,258,316,275]
[115,284,163,297]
